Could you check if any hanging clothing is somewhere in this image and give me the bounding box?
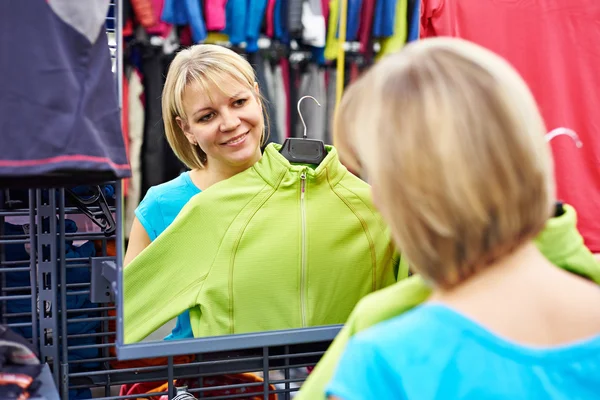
[344,0,364,41]
[301,0,327,48]
[125,69,146,236]
[161,0,207,43]
[372,0,397,38]
[124,143,404,343]
[358,0,376,54]
[204,0,227,31]
[146,0,172,37]
[274,0,291,44]
[246,0,270,52]
[296,64,327,141]
[296,204,600,400]
[250,53,280,144]
[377,0,408,58]
[280,58,293,138]
[224,0,247,45]
[288,0,304,36]
[272,63,288,141]
[0,0,130,187]
[406,0,420,42]
[129,0,157,28]
[325,69,337,144]
[139,43,185,199]
[323,0,339,60]
[420,0,600,253]
[266,0,277,37]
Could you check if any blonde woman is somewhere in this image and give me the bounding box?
[124,44,268,340]
[326,38,600,399]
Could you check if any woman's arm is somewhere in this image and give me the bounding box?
[124,217,151,266]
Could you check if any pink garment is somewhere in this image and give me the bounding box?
[266,0,277,37]
[280,58,291,139]
[321,0,329,28]
[146,0,171,37]
[204,0,227,31]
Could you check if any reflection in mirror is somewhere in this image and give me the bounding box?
[121,44,406,345]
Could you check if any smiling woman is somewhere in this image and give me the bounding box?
[123,44,269,341]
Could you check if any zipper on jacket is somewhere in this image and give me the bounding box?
[300,170,307,327]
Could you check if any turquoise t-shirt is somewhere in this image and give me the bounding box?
[135,171,201,340]
[327,303,600,400]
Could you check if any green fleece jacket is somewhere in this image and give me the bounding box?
[296,204,600,400]
[124,144,403,343]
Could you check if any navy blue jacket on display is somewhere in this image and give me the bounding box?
[0,0,131,187]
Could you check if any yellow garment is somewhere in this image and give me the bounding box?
[324,0,339,60]
[377,0,408,59]
[205,32,229,44]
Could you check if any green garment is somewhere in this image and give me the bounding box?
[124,144,403,343]
[296,204,600,400]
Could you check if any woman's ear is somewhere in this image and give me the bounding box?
[253,81,260,94]
[176,116,196,145]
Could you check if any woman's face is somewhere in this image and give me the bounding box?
[178,78,263,173]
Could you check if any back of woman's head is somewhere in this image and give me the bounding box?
[334,37,555,289]
[162,44,266,169]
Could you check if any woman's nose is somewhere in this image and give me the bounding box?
[219,110,241,132]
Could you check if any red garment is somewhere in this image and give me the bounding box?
[146,0,172,37]
[280,58,292,139]
[119,381,166,399]
[420,0,600,252]
[321,0,329,29]
[266,0,277,37]
[204,0,227,31]
[130,0,157,28]
[357,0,376,54]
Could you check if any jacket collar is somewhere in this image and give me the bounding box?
[253,143,347,187]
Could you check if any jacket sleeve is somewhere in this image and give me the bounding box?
[295,276,432,400]
[123,174,265,344]
[535,204,600,284]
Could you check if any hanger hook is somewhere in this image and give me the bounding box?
[545,127,583,148]
[297,95,321,139]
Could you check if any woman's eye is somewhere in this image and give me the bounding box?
[233,98,247,107]
[199,113,214,122]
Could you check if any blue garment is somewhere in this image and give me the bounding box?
[274,0,291,44]
[372,0,396,37]
[246,0,269,52]
[224,0,246,45]
[327,304,600,400]
[135,171,201,340]
[407,0,420,42]
[162,0,207,43]
[336,0,363,41]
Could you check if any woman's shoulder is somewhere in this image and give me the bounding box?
[143,172,200,203]
[349,304,457,361]
[137,172,200,214]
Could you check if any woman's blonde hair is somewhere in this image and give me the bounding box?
[162,44,268,169]
[334,37,555,289]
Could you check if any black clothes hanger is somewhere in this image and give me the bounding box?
[65,185,116,236]
[279,95,327,165]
